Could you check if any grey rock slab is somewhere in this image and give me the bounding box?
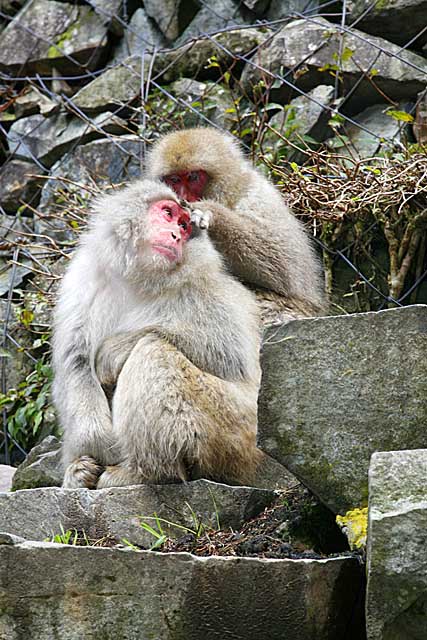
[242,17,427,112]
[264,84,338,162]
[267,0,320,20]
[7,111,128,167]
[0,466,15,492]
[366,449,427,640]
[0,159,44,213]
[0,481,275,547]
[339,103,407,158]
[35,135,142,242]
[347,0,427,48]
[0,0,109,76]
[12,436,62,491]
[175,0,245,46]
[0,541,365,640]
[157,28,268,83]
[72,55,142,113]
[113,8,167,61]
[258,305,427,514]
[144,0,198,41]
[13,86,59,119]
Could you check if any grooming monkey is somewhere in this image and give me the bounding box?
[145,126,326,324]
[53,180,262,489]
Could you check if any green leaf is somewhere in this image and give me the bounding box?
[386,109,414,123]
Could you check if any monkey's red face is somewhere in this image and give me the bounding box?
[163,170,208,202]
[148,200,192,263]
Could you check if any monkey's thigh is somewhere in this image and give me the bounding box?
[111,333,260,485]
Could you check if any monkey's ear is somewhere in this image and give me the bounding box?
[115,218,134,243]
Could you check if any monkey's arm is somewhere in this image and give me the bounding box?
[95,330,148,391]
[196,198,325,313]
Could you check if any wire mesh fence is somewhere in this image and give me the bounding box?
[1,0,426,462]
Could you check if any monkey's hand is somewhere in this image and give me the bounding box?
[190,207,212,231]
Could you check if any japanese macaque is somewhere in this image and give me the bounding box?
[53,180,262,489]
[145,127,326,324]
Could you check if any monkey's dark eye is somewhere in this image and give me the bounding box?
[168,175,181,184]
[180,221,188,231]
[163,208,173,217]
[188,172,199,182]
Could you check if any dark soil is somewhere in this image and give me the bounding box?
[159,485,351,560]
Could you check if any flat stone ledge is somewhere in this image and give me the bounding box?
[366,449,427,640]
[0,481,275,547]
[258,305,427,513]
[0,539,365,640]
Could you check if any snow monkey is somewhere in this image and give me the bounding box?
[53,179,262,489]
[145,127,326,324]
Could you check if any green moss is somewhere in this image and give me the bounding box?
[47,21,78,59]
[336,507,368,550]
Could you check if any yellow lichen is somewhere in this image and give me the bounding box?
[336,507,368,550]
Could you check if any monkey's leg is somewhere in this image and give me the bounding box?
[97,333,261,489]
[63,456,104,489]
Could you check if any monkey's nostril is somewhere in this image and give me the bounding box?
[171,231,180,241]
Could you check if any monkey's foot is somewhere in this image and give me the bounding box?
[63,456,104,489]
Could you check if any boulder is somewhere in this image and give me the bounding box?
[0,466,15,492]
[0,159,44,213]
[263,84,338,162]
[0,0,109,76]
[158,27,268,83]
[72,55,142,113]
[13,87,58,120]
[144,0,199,41]
[113,8,166,61]
[258,305,427,513]
[267,0,320,20]
[12,436,62,491]
[331,103,408,158]
[0,481,275,547]
[176,0,245,46]
[0,538,365,639]
[169,77,242,130]
[35,135,142,242]
[242,17,427,112]
[366,449,427,640]
[347,0,427,48]
[7,111,128,167]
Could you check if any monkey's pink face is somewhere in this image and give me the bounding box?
[148,200,192,263]
[163,170,208,202]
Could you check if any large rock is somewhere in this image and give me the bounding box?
[7,111,128,167]
[366,449,427,640]
[242,17,427,112]
[72,56,143,113]
[113,8,166,61]
[0,538,365,639]
[144,0,199,41]
[0,466,15,492]
[258,305,427,513]
[347,0,427,48]
[158,27,268,83]
[332,103,407,158]
[12,436,62,491]
[35,135,142,242]
[0,159,44,213]
[176,0,245,46]
[0,482,275,547]
[267,0,320,20]
[0,0,109,76]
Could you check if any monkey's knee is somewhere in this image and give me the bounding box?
[62,456,104,489]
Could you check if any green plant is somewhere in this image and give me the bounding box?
[44,525,89,546]
[0,358,59,452]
